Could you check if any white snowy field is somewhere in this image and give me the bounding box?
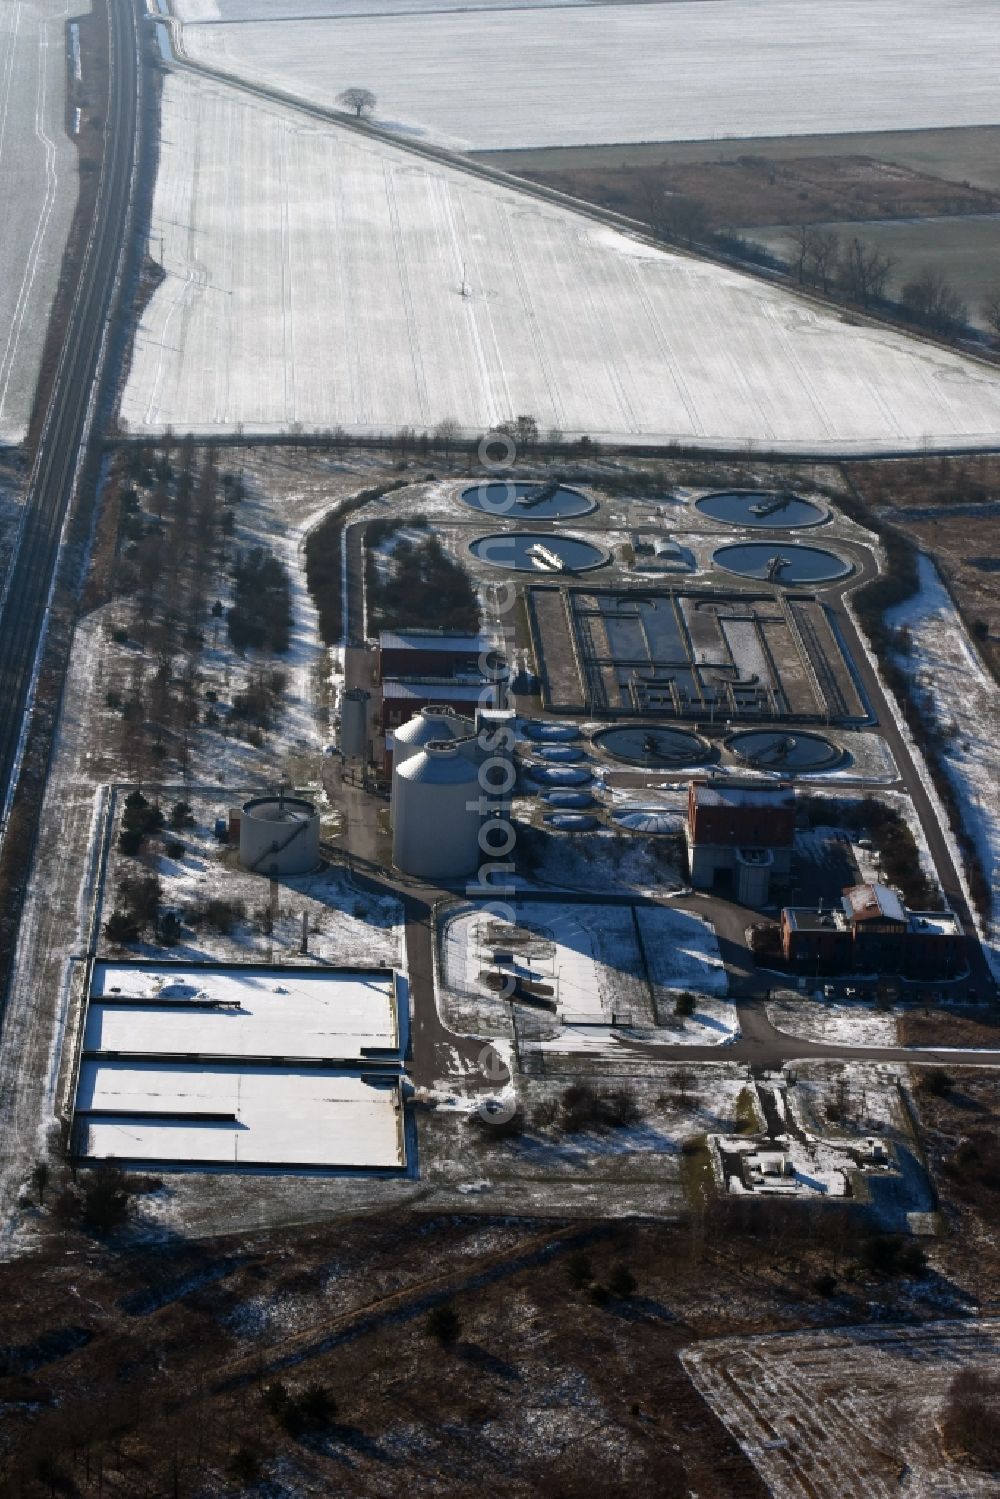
[120,73,1000,452]
[683,1320,1000,1499]
[0,0,88,444]
[174,0,593,18]
[175,0,1000,152]
[76,1060,404,1168]
[886,555,1000,975]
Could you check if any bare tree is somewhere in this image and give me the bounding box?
[635,173,708,247]
[981,286,1000,341]
[804,227,840,294]
[790,222,812,284]
[838,236,895,308]
[635,170,671,241]
[513,413,539,449]
[900,267,968,335]
[337,87,376,118]
[433,417,461,459]
[790,224,841,293]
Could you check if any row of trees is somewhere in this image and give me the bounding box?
[791,225,974,334]
[636,175,1000,343]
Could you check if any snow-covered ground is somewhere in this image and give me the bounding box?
[103,810,403,970]
[886,555,1000,976]
[683,1320,1000,1499]
[0,454,405,1244]
[119,71,1000,452]
[767,998,898,1048]
[440,900,736,1048]
[0,0,90,443]
[174,0,596,17]
[175,0,1000,152]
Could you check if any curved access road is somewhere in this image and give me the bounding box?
[0,0,142,832]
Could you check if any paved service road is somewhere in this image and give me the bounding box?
[382,879,1000,1089]
[0,0,142,830]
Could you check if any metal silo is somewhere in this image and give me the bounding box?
[239,792,321,876]
[390,706,476,810]
[340,688,370,759]
[392,742,482,880]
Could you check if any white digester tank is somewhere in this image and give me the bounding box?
[392,741,482,880]
[390,706,475,809]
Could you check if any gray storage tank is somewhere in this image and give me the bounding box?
[392,741,482,880]
[340,687,370,758]
[239,792,321,876]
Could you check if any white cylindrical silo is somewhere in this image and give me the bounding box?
[340,688,369,758]
[239,794,321,875]
[392,742,482,880]
[390,706,476,812]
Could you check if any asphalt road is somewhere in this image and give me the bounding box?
[363,876,1000,1087]
[0,0,141,829]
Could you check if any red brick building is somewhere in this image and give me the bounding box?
[781,882,964,979]
[686,780,795,903]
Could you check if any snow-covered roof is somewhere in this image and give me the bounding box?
[907,910,962,937]
[693,782,794,809]
[843,882,906,924]
[88,962,400,1060]
[379,631,488,652]
[76,1061,404,1169]
[783,907,849,932]
[382,680,489,703]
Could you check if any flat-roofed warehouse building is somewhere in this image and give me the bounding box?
[376,630,494,681]
[72,962,408,1172]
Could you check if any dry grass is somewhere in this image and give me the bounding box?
[509,153,1000,234]
[1,1194,975,1498]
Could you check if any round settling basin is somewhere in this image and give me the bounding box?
[713,541,851,584]
[461,481,596,520]
[544,813,600,832]
[522,721,580,743]
[726,728,844,773]
[525,764,592,787]
[542,790,595,809]
[592,724,711,768]
[613,808,679,835]
[534,744,585,762]
[695,490,826,529]
[471,532,609,573]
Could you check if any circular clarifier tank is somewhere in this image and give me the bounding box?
[461,481,596,519]
[726,728,845,773]
[542,790,595,809]
[695,490,827,528]
[534,744,585,762]
[713,541,851,584]
[613,808,679,834]
[522,721,580,743]
[470,532,609,573]
[592,724,711,768]
[525,763,592,786]
[544,813,600,832]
